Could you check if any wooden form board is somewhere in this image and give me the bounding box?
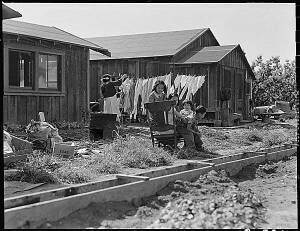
[4,145,297,229]
[4,143,295,209]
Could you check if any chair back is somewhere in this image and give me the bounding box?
[144,100,176,132]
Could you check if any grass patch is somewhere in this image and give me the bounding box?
[6,136,176,184]
[244,129,264,142]
[101,136,176,169]
[5,152,62,183]
[262,130,290,147]
[200,127,230,140]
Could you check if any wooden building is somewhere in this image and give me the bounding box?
[86,28,255,121]
[3,19,110,125]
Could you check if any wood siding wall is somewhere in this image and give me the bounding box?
[173,29,219,62]
[218,47,249,119]
[3,35,90,125]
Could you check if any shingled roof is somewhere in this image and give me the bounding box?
[2,4,22,19]
[3,19,110,56]
[87,28,210,60]
[175,44,255,80]
[176,45,238,64]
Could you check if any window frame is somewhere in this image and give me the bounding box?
[4,42,65,96]
[8,49,35,89]
[37,52,61,91]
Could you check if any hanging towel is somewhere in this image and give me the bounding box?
[179,75,189,89]
[164,73,172,96]
[186,75,197,101]
[126,80,136,114]
[190,76,199,96]
[179,75,193,100]
[141,79,151,114]
[174,74,182,91]
[131,79,143,118]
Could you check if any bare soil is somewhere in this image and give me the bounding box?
[37,154,297,229]
[5,119,298,229]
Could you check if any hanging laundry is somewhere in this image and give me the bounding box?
[169,85,175,95]
[120,78,135,114]
[126,80,136,114]
[185,75,197,101]
[179,75,193,100]
[173,74,182,91]
[164,73,172,96]
[179,75,189,90]
[191,76,200,95]
[141,78,151,114]
[131,78,144,118]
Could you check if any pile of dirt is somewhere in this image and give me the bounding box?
[40,170,266,229]
[148,170,265,229]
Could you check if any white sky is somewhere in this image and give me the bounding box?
[5,3,296,64]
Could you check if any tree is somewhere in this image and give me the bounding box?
[251,56,297,107]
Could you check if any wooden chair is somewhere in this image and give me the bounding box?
[144,100,183,149]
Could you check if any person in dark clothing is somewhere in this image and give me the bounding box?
[101,74,127,120]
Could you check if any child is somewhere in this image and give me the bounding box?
[179,100,195,129]
[148,80,167,103]
[194,105,207,122]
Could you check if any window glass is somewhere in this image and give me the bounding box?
[38,54,47,88]
[38,53,60,89]
[47,55,58,88]
[9,50,34,88]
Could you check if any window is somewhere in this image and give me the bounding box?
[9,50,34,88]
[38,53,61,89]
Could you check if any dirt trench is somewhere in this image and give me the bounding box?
[37,154,297,229]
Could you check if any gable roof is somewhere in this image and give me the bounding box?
[2,4,22,19]
[86,28,210,60]
[3,19,110,56]
[176,45,238,64]
[176,44,255,80]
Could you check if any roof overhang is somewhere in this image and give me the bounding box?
[3,31,111,57]
[2,4,22,19]
[90,47,111,57]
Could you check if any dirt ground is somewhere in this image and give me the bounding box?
[37,154,297,229]
[5,119,298,229]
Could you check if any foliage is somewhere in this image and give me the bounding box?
[251,56,297,107]
[6,136,176,184]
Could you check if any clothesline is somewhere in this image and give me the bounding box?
[118,73,206,118]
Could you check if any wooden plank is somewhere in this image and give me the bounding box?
[26,96,31,124]
[4,163,190,210]
[3,95,8,123]
[4,155,28,166]
[116,174,150,181]
[186,160,216,166]
[214,147,297,176]
[11,135,33,151]
[13,96,18,124]
[4,146,296,228]
[4,166,213,229]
